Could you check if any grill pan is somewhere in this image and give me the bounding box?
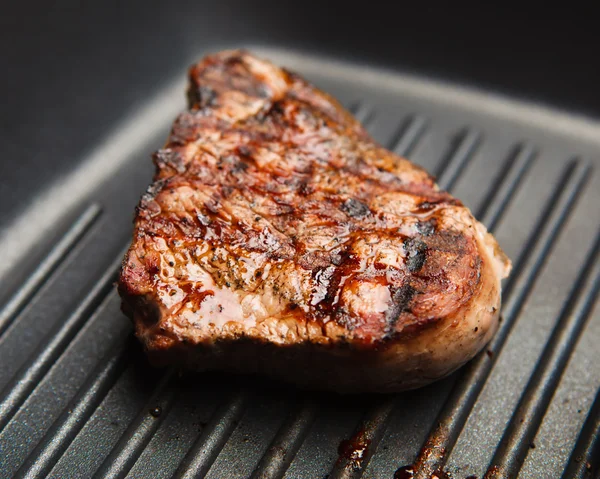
[0,40,599,479]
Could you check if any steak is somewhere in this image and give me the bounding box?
[118,49,511,393]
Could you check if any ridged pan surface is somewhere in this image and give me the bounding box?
[0,46,598,479]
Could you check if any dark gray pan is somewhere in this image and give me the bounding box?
[0,46,598,479]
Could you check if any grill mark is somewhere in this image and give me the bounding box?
[385,284,416,334]
[188,85,218,108]
[403,238,428,273]
[124,51,508,479]
[3,41,598,479]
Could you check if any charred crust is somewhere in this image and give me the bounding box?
[335,312,359,332]
[426,229,469,255]
[231,160,249,174]
[340,198,371,218]
[298,181,313,196]
[237,145,252,157]
[269,100,286,116]
[119,291,162,329]
[153,149,186,174]
[169,112,199,145]
[141,179,168,203]
[188,85,218,109]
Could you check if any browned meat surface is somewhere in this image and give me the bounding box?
[117,49,511,393]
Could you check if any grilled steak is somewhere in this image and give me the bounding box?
[118,49,511,393]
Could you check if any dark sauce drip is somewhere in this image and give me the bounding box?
[179,283,214,309]
[313,249,359,321]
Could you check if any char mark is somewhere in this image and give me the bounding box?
[141,178,168,205]
[415,219,436,236]
[188,85,217,108]
[340,198,371,218]
[404,237,427,272]
[153,149,186,173]
[385,283,416,334]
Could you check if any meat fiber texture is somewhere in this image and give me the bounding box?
[118,50,511,393]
